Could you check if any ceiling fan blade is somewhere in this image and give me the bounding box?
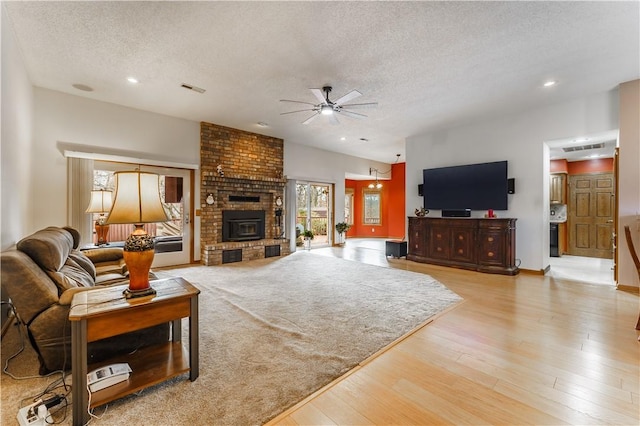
[280,99,316,106]
[338,110,368,119]
[334,90,362,106]
[309,88,327,104]
[280,108,317,115]
[328,113,340,125]
[339,102,378,109]
[302,112,320,125]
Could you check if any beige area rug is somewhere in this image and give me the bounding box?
[1,251,462,425]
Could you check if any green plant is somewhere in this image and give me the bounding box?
[303,229,314,239]
[335,222,351,234]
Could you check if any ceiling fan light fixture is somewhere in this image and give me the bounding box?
[321,105,334,115]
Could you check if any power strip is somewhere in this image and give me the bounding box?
[17,400,50,426]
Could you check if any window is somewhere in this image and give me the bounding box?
[363,190,381,225]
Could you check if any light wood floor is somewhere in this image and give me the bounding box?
[267,240,640,425]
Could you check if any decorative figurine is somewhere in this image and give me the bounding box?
[415,207,429,217]
[216,164,224,177]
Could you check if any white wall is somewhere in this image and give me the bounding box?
[1,7,35,249]
[406,89,619,272]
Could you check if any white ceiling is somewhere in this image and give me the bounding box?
[4,1,638,163]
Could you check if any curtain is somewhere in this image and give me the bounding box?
[286,179,297,253]
[67,157,94,246]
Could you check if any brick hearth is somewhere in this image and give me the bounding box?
[200,122,290,265]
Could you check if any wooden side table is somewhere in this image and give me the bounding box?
[69,277,200,426]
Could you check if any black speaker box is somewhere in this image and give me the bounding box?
[507,178,515,194]
[442,209,471,217]
[418,184,423,197]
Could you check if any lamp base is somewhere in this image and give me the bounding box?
[123,225,157,298]
[123,286,157,299]
[95,221,110,245]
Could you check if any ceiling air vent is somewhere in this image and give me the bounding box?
[562,143,604,153]
[180,83,206,94]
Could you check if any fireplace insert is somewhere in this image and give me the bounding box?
[222,210,265,242]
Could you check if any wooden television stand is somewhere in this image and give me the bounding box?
[407,217,519,275]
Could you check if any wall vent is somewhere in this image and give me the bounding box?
[222,249,242,264]
[562,142,604,152]
[265,245,281,258]
[180,83,206,94]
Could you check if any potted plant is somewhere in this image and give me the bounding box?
[335,222,351,244]
[302,229,314,250]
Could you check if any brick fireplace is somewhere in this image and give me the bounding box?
[200,122,289,265]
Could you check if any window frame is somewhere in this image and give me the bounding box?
[362,189,382,226]
[345,188,354,226]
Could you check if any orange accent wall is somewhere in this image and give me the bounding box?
[550,159,568,173]
[345,162,406,239]
[567,158,614,174]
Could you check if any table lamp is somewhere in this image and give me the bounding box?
[106,171,169,299]
[85,190,113,245]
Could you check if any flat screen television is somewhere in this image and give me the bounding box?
[423,161,508,210]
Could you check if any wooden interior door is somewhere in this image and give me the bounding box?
[567,173,614,258]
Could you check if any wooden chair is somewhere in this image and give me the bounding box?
[623,225,640,330]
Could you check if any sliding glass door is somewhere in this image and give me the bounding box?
[296,182,332,248]
[93,161,191,266]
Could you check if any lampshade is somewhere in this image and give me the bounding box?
[85,190,113,214]
[106,171,169,225]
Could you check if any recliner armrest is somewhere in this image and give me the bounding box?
[83,247,124,264]
[59,287,95,305]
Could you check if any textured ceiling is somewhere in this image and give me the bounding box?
[4,1,639,163]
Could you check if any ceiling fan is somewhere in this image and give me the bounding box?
[280,86,377,125]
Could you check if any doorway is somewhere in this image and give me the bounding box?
[547,131,618,284]
[296,182,333,248]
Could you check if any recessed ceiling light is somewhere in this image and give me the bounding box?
[543,81,556,87]
[127,77,139,84]
[340,137,346,141]
[257,122,269,127]
[72,83,94,92]
[359,138,369,142]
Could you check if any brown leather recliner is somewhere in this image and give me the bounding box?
[1,226,169,374]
